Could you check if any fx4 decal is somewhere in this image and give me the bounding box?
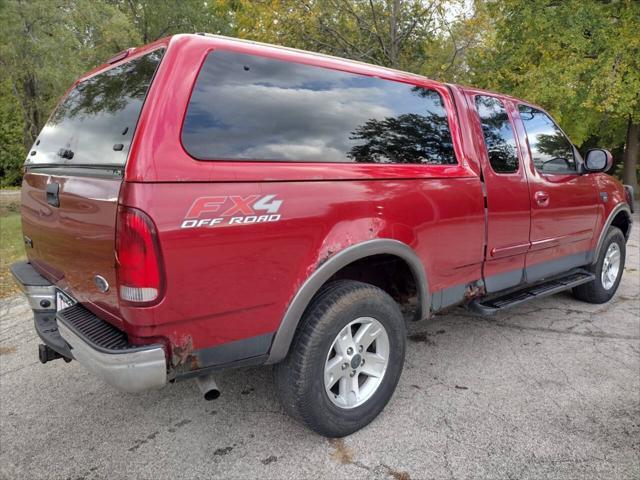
[181,194,282,228]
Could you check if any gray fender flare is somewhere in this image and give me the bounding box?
[266,239,429,364]
[592,203,632,265]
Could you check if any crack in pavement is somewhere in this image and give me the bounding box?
[476,317,639,340]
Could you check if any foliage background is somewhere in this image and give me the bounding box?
[0,0,638,190]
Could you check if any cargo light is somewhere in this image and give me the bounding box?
[116,206,164,305]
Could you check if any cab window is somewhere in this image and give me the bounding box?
[475,96,519,173]
[518,105,576,174]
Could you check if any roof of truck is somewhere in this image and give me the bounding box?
[82,33,538,112]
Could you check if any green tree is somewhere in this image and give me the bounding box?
[0,0,139,151]
[230,0,469,74]
[0,79,25,186]
[113,0,235,43]
[468,0,640,192]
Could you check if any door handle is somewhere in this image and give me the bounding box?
[46,183,60,207]
[535,191,549,207]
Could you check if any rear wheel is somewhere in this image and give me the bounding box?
[572,227,626,304]
[274,280,406,437]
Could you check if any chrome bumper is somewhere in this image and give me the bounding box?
[57,321,167,393]
[11,261,167,393]
[10,261,56,311]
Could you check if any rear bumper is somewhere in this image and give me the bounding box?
[11,261,167,393]
[57,319,167,393]
[10,261,56,311]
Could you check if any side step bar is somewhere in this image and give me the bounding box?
[470,269,595,316]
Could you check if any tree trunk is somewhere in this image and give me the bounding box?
[388,0,400,68]
[622,117,639,197]
[22,75,41,149]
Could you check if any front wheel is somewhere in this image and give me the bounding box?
[274,280,406,437]
[572,226,626,304]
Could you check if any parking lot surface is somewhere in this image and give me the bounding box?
[1,214,638,479]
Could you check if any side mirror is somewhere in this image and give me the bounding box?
[584,149,612,173]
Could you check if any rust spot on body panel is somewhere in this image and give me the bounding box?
[172,335,195,369]
[464,281,485,300]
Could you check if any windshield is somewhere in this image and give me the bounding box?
[27,49,164,167]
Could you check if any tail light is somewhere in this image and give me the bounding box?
[116,206,164,305]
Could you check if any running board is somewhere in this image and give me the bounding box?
[469,269,595,315]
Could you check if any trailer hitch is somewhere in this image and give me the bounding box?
[38,344,71,364]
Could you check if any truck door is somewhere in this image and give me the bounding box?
[513,104,599,282]
[466,92,531,292]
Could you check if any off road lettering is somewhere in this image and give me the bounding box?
[181,195,283,228]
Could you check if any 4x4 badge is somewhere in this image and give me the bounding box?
[180,194,283,228]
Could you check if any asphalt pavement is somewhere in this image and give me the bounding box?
[1,213,638,479]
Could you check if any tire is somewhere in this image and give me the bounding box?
[274,280,406,437]
[572,226,626,304]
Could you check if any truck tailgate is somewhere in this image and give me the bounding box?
[21,170,123,323]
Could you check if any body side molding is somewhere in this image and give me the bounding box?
[266,239,429,364]
[592,203,632,265]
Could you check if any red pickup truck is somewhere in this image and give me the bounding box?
[12,34,633,437]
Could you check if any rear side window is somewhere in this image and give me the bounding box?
[475,95,519,173]
[28,49,164,167]
[182,50,457,165]
[518,105,576,174]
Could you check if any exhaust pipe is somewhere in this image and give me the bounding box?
[196,374,221,400]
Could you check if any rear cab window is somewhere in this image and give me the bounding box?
[27,49,164,168]
[517,105,577,174]
[474,95,519,174]
[182,50,458,165]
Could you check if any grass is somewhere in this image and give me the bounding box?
[0,200,25,298]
